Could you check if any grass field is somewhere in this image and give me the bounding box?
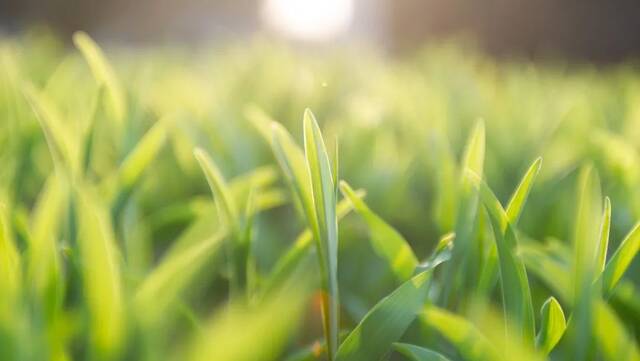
[0,31,639,360]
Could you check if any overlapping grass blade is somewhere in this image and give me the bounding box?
[339,180,418,282]
[393,343,452,361]
[75,185,125,356]
[599,221,640,296]
[467,171,535,346]
[73,31,127,126]
[535,297,566,354]
[303,109,339,359]
[335,269,435,361]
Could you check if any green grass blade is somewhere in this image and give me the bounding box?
[75,186,125,356]
[535,297,566,354]
[467,171,535,345]
[303,109,339,359]
[600,221,640,296]
[73,31,127,126]
[461,120,486,176]
[394,343,451,361]
[420,306,499,361]
[596,196,611,278]
[339,180,418,281]
[134,228,226,324]
[335,270,434,361]
[505,157,542,225]
[0,204,21,307]
[117,121,167,194]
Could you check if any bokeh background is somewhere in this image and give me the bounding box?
[3,0,640,62]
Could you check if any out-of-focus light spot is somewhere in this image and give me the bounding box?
[262,0,354,41]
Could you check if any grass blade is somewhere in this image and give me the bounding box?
[592,299,640,361]
[535,297,566,354]
[340,180,418,282]
[599,221,640,296]
[335,269,435,361]
[505,157,543,225]
[596,196,611,277]
[303,109,339,359]
[394,343,452,361]
[73,31,127,126]
[75,186,125,356]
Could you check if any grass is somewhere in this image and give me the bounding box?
[0,30,638,360]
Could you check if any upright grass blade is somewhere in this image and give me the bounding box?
[194,148,245,293]
[467,171,535,346]
[596,197,612,277]
[420,306,499,361]
[339,181,418,282]
[335,269,436,361]
[393,343,452,361]
[73,31,127,126]
[441,120,484,308]
[75,185,125,356]
[303,109,339,360]
[570,165,602,361]
[535,297,566,354]
[599,221,640,296]
[477,157,542,297]
[134,228,226,324]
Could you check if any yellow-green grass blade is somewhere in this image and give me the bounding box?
[505,157,542,226]
[441,120,484,307]
[335,269,434,361]
[570,165,602,361]
[467,171,535,346]
[599,221,640,296]
[596,197,612,277]
[0,204,21,315]
[303,109,339,359]
[73,31,127,126]
[340,180,418,282]
[22,82,79,174]
[75,186,125,356]
[134,228,226,324]
[420,306,499,361]
[592,299,640,361]
[28,175,67,313]
[393,343,452,361]
[185,275,310,361]
[535,297,566,354]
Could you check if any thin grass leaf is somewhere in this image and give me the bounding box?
[505,157,543,225]
[134,228,226,324]
[420,306,499,361]
[0,204,21,307]
[117,121,167,193]
[467,171,535,346]
[335,269,435,361]
[73,31,127,125]
[599,221,640,296]
[393,343,452,361]
[535,297,566,354]
[75,185,125,356]
[303,109,339,359]
[461,120,486,176]
[596,196,611,277]
[340,180,418,281]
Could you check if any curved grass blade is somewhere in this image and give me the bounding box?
[117,121,167,194]
[73,31,127,126]
[599,221,640,296]
[75,186,125,356]
[393,343,452,361]
[340,180,418,281]
[467,171,535,346]
[303,109,339,359]
[535,297,566,354]
[596,197,612,277]
[335,269,434,361]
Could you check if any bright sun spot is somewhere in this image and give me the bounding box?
[262,0,355,41]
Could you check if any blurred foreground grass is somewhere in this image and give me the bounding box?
[0,31,639,360]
